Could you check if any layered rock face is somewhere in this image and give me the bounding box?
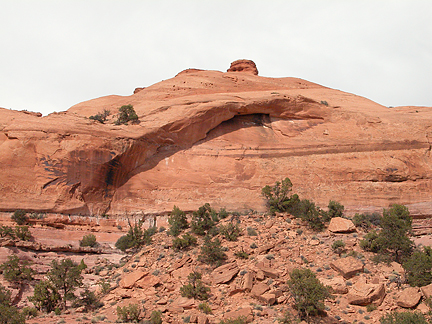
[0,61,431,216]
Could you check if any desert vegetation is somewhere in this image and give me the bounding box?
[114,104,138,125]
[2,178,432,323]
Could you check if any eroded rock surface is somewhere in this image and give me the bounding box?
[0,60,431,216]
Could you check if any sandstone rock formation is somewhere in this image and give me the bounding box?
[226,59,258,75]
[397,287,422,308]
[0,60,431,216]
[330,256,364,279]
[328,217,356,233]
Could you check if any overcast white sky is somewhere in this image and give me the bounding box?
[1,1,431,116]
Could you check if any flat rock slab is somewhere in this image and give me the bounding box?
[331,256,364,279]
[397,287,422,308]
[212,262,239,284]
[251,282,270,296]
[320,276,348,294]
[223,307,254,323]
[120,270,149,289]
[256,263,280,279]
[347,281,385,306]
[135,274,161,289]
[173,296,195,309]
[258,293,276,305]
[328,217,356,233]
[421,283,432,298]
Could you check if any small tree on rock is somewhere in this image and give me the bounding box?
[180,272,210,300]
[191,203,215,236]
[287,268,331,321]
[29,280,61,313]
[403,246,432,287]
[46,258,87,309]
[0,255,34,283]
[198,236,227,267]
[168,205,189,236]
[261,177,295,214]
[115,104,138,125]
[11,210,28,225]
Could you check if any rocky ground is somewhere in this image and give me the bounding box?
[2,211,432,323]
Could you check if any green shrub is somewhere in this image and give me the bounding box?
[331,240,346,256]
[114,104,138,125]
[22,306,38,318]
[0,226,15,239]
[98,279,111,294]
[322,200,344,222]
[40,258,87,310]
[115,220,156,252]
[168,205,189,236]
[0,304,25,324]
[14,225,32,241]
[246,227,258,236]
[352,212,381,231]
[379,204,414,262]
[198,302,212,314]
[11,210,28,225]
[359,205,414,263]
[366,304,377,312]
[0,284,12,306]
[180,272,210,300]
[89,109,110,124]
[261,178,295,214]
[172,233,197,251]
[360,230,381,253]
[191,203,216,236]
[117,304,141,323]
[150,310,162,324]
[115,234,133,252]
[79,233,97,247]
[0,255,34,282]
[72,287,103,311]
[287,268,332,320]
[403,246,432,287]
[218,208,229,219]
[234,250,249,259]
[198,236,227,266]
[379,310,430,324]
[219,223,241,241]
[298,199,325,231]
[29,280,61,313]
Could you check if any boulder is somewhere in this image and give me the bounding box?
[320,276,348,294]
[347,279,386,306]
[397,287,422,308]
[243,271,255,291]
[256,263,280,279]
[330,256,364,279]
[257,243,275,254]
[258,293,276,305]
[135,274,161,289]
[251,282,270,296]
[119,270,149,289]
[212,262,239,284]
[421,283,432,299]
[328,217,356,233]
[173,296,195,309]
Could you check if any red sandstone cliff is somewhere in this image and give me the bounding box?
[0,61,431,216]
